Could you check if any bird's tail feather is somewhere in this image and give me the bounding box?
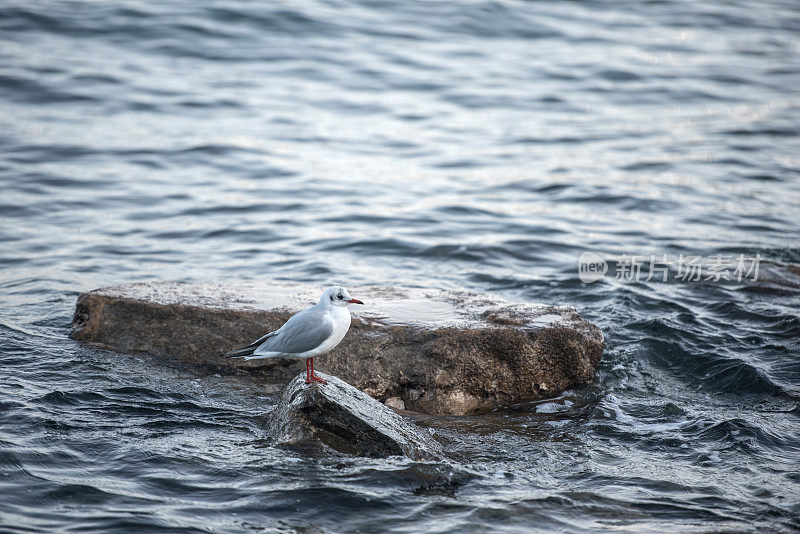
[223,331,276,359]
[224,346,256,358]
[224,340,262,359]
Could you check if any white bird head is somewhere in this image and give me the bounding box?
[320,286,364,307]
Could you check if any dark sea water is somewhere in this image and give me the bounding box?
[2,0,800,531]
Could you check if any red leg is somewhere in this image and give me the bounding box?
[305,358,312,384]
[309,357,327,384]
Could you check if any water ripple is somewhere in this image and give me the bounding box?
[1,0,799,531]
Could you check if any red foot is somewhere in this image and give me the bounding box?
[305,357,326,385]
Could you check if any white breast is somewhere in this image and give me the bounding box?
[312,306,351,357]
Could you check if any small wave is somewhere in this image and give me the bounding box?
[723,127,798,137]
[0,73,97,105]
[33,390,109,407]
[205,6,341,36]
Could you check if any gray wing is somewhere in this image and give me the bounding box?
[253,306,334,356]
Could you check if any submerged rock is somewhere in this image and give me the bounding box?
[271,372,441,459]
[70,281,604,415]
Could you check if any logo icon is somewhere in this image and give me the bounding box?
[578,251,608,283]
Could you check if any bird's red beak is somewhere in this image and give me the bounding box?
[348,298,364,305]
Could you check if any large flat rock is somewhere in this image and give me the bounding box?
[70,282,604,415]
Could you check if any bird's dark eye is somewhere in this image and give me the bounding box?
[338,295,343,299]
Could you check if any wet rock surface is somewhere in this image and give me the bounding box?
[271,373,442,459]
[71,282,604,415]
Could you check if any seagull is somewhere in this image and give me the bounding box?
[224,286,364,384]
